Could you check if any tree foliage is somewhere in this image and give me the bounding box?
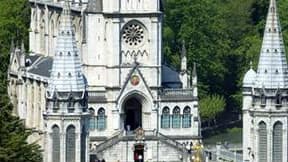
[0,99,42,162]
[199,95,226,121]
[0,0,42,161]
[163,0,288,117]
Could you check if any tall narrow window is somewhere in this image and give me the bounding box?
[52,125,60,162]
[161,107,170,128]
[261,94,266,106]
[258,122,267,162]
[97,108,106,130]
[172,107,181,128]
[182,107,191,128]
[66,125,76,162]
[81,127,86,162]
[89,108,96,130]
[273,122,283,162]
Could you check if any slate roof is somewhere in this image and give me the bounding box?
[255,0,288,89]
[86,0,102,13]
[162,64,181,88]
[26,55,41,64]
[47,1,86,93]
[28,56,53,77]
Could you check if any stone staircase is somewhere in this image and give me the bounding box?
[156,131,188,153]
[95,129,188,155]
[95,130,124,153]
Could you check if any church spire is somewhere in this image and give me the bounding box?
[181,40,187,72]
[47,0,86,95]
[255,0,288,88]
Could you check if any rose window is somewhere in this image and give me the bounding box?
[122,23,145,47]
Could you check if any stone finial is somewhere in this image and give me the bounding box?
[181,40,187,72]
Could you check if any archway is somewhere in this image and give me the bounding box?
[123,97,142,131]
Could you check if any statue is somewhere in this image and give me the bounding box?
[191,141,204,162]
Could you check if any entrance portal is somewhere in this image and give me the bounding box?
[123,98,142,131]
[134,144,144,162]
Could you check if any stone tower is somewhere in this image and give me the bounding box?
[43,1,90,162]
[242,0,288,161]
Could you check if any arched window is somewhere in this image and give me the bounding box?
[172,107,181,128]
[97,108,106,130]
[258,121,267,162]
[66,125,76,162]
[40,18,46,53]
[89,108,96,130]
[52,125,60,162]
[80,126,86,162]
[161,107,170,128]
[182,107,191,128]
[273,122,283,162]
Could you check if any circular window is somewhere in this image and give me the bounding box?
[122,23,145,47]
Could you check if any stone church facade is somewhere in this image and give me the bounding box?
[7,0,201,162]
[242,0,288,162]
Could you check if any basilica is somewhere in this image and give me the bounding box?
[7,0,201,162]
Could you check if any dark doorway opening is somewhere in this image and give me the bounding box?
[134,144,144,162]
[124,98,142,131]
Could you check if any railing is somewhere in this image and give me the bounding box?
[219,149,243,162]
[204,144,243,162]
[160,89,195,101]
[156,131,188,152]
[95,130,124,153]
[88,91,107,102]
[95,129,190,156]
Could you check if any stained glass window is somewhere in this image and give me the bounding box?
[273,122,283,162]
[97,108,106,130]
[52,125,60,162]
[182,107,191,128]
[172,107,181,128]
[89,108,96,130]
[81,127,86,162]
[66,125,76,162]
[258,122,267,162]
[122,23,145,47]
[161,107,170,128]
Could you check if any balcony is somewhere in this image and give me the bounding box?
[160,88,196,101]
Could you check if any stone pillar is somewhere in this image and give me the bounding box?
[216,143,221,161]
[112,109,120,130]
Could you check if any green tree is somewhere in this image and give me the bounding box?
[199,95,226,124]
[0,0,42,161]
[0,96,42,162]
[163,0,288,117]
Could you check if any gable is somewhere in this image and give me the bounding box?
[116,64,155,106]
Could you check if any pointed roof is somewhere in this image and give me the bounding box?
[255,0,288,88]
[243,62,256,87]
[47,0,86,93]
[181,40,187,72]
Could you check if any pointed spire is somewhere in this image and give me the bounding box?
[10,39,15,53]
[192,62,197,77]
[47,0,86,94]
[21,40,25,53]
[181,40,187,72]
[255,0,288,88]
[192,62,198,97]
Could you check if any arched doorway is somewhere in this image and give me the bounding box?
[123,98,142,131]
